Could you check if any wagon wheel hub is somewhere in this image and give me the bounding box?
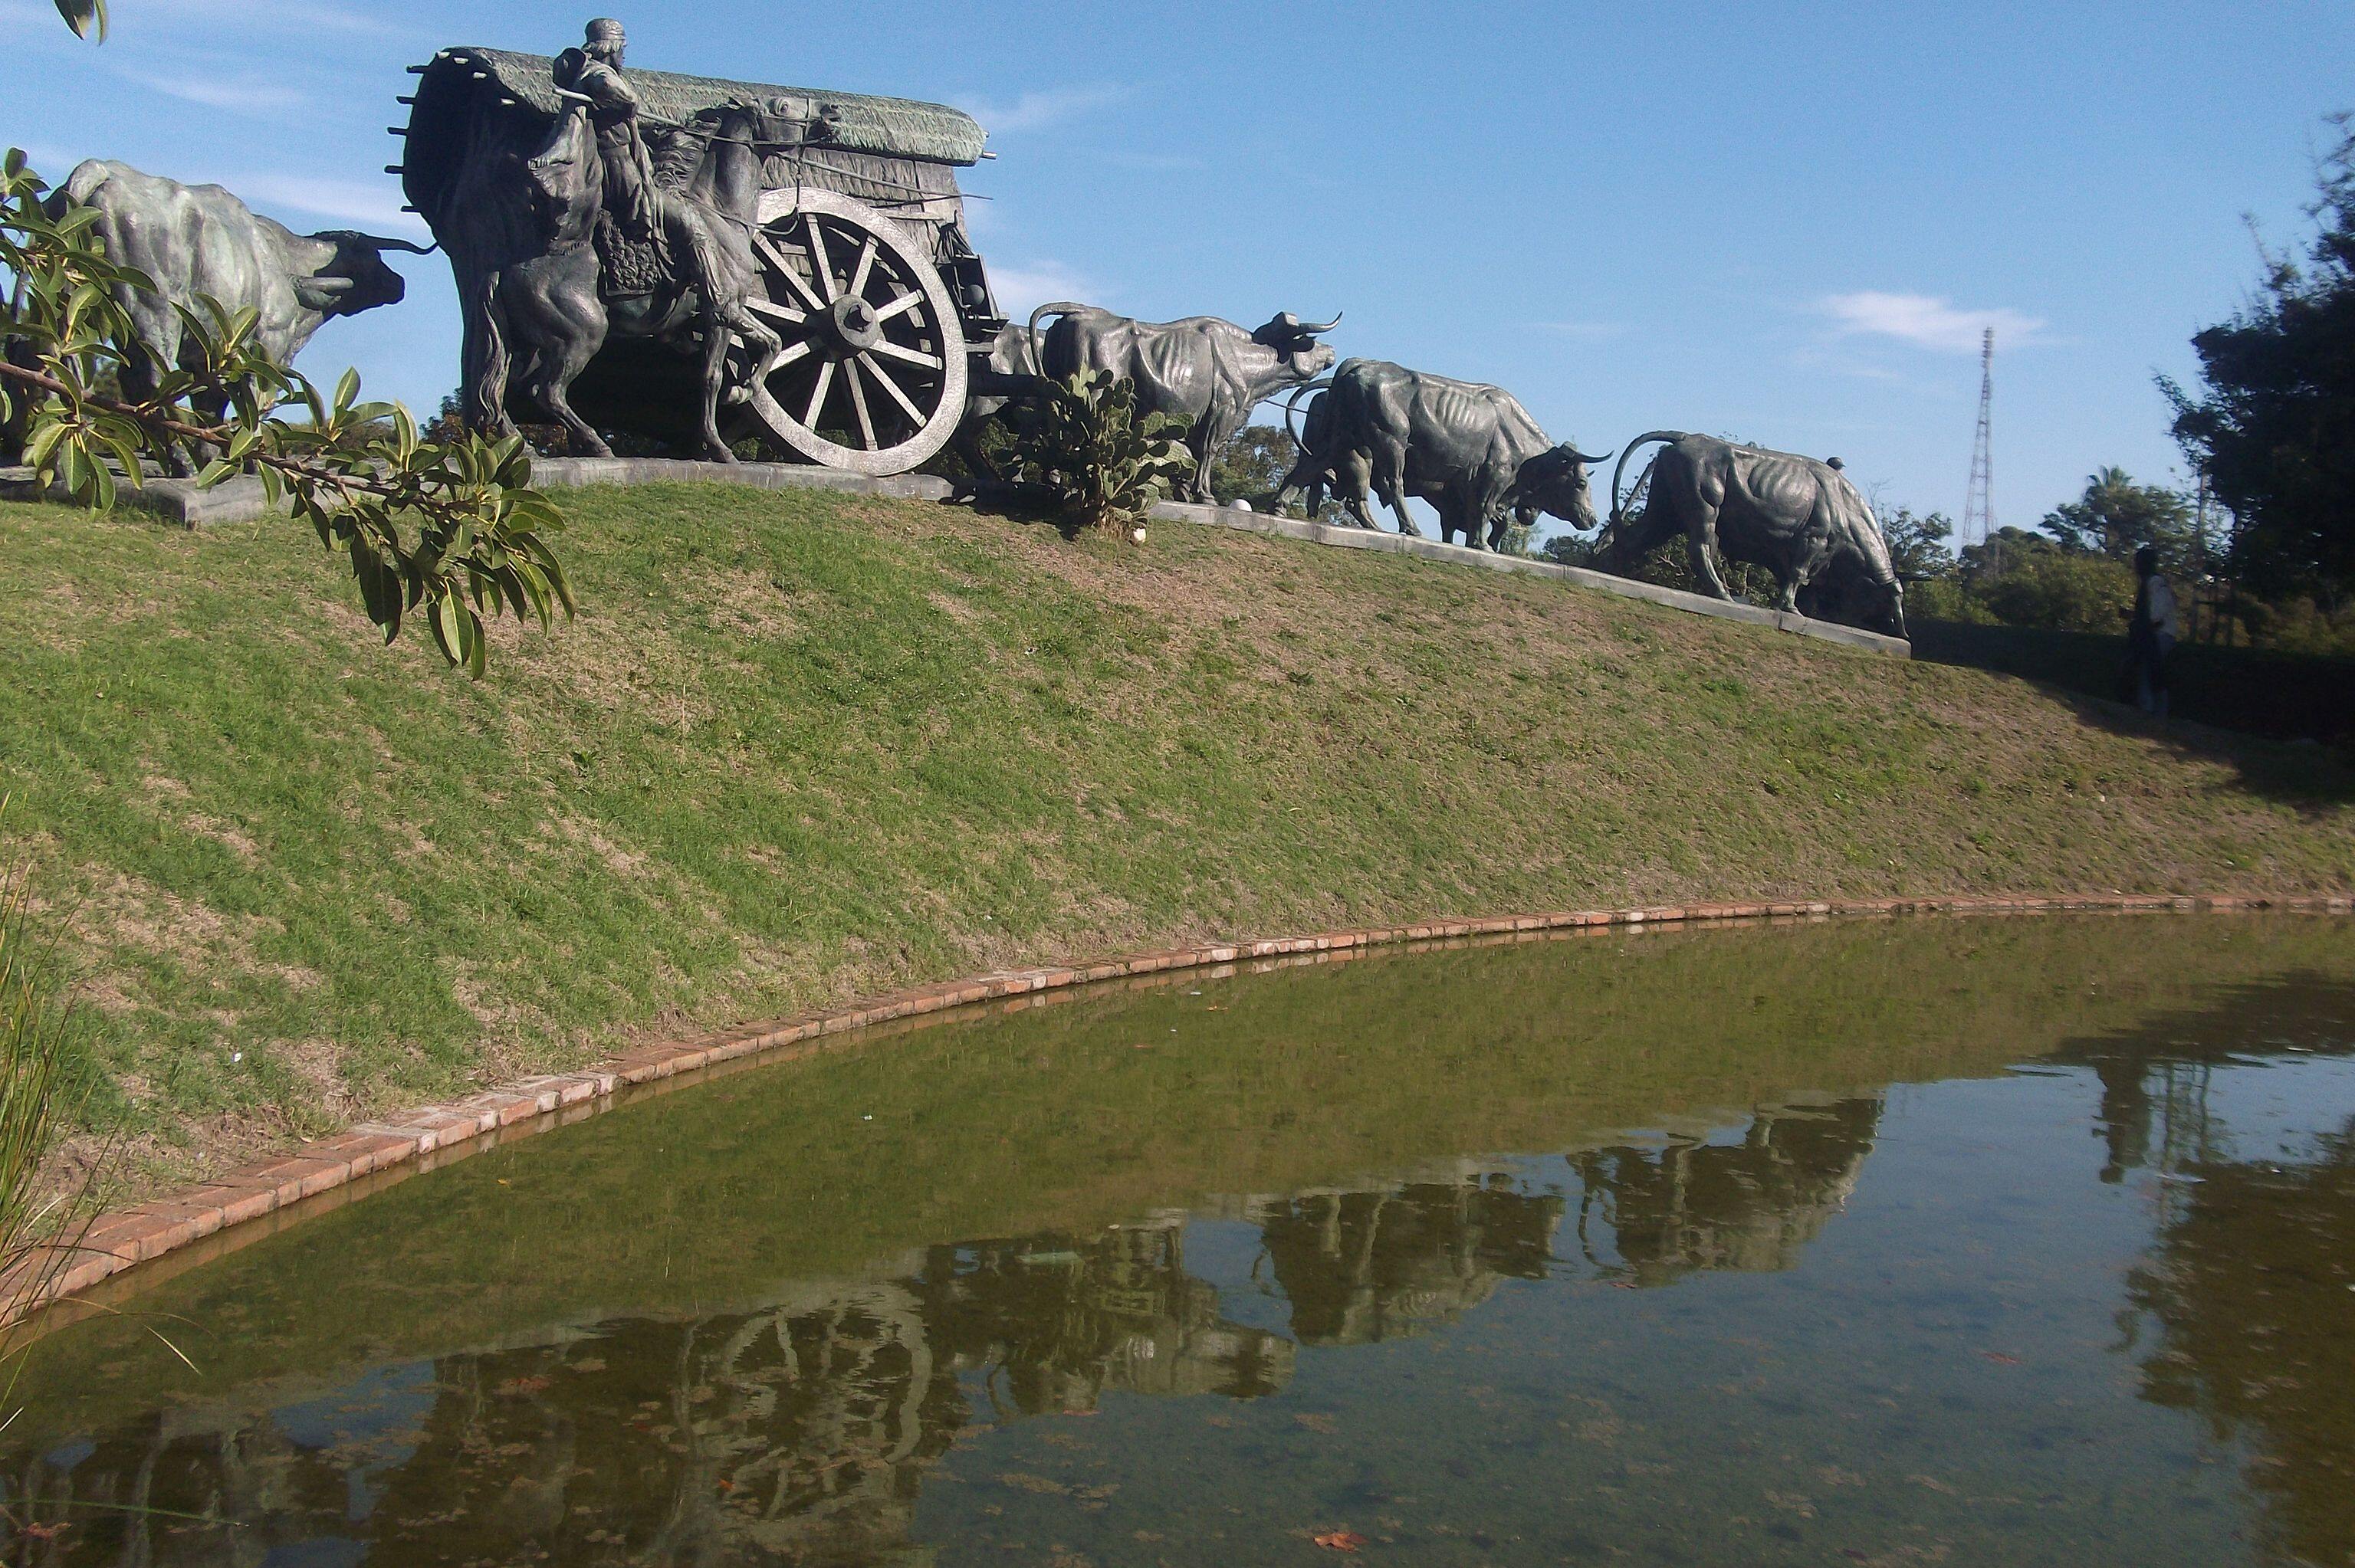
[820,294,884,355]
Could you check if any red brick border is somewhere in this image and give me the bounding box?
[8,891,2349,1328]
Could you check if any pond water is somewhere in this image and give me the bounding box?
[8,914,2355,1566]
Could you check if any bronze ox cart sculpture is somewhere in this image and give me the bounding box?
[396,24,1000,475]
[360,18,1898,635]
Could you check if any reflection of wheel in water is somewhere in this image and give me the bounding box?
[738,189,967,476]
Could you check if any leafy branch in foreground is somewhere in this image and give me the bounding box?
[0,149,572,675]
[53,0,105,40]
[1006,369,1193,535]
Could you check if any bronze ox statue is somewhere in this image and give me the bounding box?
[1600,431,1907,638]
[1276,358,1610,550]
[44,159,429,473]
[1026,302,1340,502]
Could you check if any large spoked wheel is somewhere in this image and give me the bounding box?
[738,189,967,476]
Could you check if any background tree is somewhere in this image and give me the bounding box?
[1877,504,1956,582]
[1206,424,1296,507]
[2165,112,2355,612]
[1955,529,2137,632]
[1206,423,1352,524]
[2039,466,2194,564]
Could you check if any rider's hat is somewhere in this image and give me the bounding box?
[585,18,626,46]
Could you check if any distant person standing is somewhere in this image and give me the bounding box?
[2127,543,2179,716]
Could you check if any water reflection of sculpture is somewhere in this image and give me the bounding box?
[1568,1096,1884,1286]
[5,1222,1286,1566]
[1252,1167,1568,1344]
[918,1222,1292,1414]
[7,1104,1913,1562]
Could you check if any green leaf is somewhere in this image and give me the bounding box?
[53,0,107,41]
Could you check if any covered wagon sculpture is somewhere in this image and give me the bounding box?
[394,20,1002,474]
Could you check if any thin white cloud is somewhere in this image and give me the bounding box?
[235,172,428,236]
[954,85,1125,137]
[1819,291,2045,353]
[988,260,1100,317]
[121,70,310,115]
[147,0,403,36]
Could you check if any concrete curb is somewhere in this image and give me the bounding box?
[0,467,288,528]
[530,457,957,504]
[1149,500,1912,657]
[8,890,2345,1330]
[7,459,1907,655]
[1,459,954,528]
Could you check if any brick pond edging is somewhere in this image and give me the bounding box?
[11,890,2350,1330]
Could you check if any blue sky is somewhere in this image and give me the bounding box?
[7,0,2350,540]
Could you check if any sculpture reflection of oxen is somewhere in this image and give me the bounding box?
[1026,302,1338,501]
[48,159,429,472]
[1602,431,1907,637]
[1276,358,1609,550]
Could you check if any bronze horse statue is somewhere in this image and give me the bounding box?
[447,96,812,461]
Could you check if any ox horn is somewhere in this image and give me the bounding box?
[1560,444,1613,465]
[315,229,439,256]
[1292,312,1342,336]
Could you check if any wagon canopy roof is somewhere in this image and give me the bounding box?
[428,47,987,166]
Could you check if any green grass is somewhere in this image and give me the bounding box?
[1,484,2350,1183]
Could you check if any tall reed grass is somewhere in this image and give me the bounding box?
[0,807,91,1427]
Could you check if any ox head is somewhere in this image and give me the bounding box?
[294,231,435,319]
[1249,310,1342,382]
[1804,563,1908,640]
[1509,441,1614,533]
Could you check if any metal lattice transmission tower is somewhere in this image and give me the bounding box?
[1962,328,1995,548]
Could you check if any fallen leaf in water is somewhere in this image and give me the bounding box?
[1980,1351,2022,1366]
[997,1472,1071,1496]
[495,1375,552,1395]
[1314,1530,1368,1552]
[1295,1412,1340,1435]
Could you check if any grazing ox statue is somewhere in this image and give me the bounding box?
[1026,302,1339,501]
[48,159,429,472]
[1274,358,1610,550]
[1601,431,1906,637]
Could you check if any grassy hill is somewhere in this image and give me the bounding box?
[2,484,2350,1186]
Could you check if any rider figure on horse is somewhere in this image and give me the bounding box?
[555,18,728,306]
